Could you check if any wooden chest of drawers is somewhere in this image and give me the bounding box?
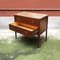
[9,12,48,48]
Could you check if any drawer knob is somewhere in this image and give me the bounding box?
[32,21,34,23]
[25,31,28,33]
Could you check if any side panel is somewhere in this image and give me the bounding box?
[40,16,48,34]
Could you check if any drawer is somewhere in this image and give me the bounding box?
[14,16,40,26]
[9,22,38,36]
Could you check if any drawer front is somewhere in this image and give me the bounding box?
[14,16,40,26]
[9,24,37,36]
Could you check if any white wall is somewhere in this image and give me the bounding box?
[48,16,60,29]
[0,17,14,29]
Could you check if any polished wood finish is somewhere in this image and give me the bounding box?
[9,22,38,36]
[9,12,48,48]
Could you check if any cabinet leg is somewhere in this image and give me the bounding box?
[45,29,47,41]
[37,35,40,48]
[15,32,17,39]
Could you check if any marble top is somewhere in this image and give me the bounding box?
[15,12,48,19]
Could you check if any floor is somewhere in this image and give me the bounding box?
[0,16,60,60]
